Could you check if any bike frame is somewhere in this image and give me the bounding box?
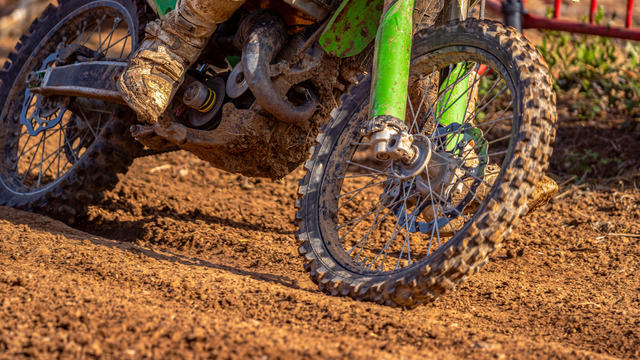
[147,0,472,129]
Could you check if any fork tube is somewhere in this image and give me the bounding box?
[502,0,523,31]
[437,0,472,152]
[369,0,415,123]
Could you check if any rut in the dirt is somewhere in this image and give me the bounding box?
[2,141,639,358]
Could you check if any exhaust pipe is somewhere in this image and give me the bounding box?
[238,11,318,126]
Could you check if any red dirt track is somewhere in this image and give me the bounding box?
[1,144,639,358]
[1,1,640,359]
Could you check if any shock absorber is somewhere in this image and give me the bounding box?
[181,76,226,129]
[502,0,524,32]
[183,81,218,113]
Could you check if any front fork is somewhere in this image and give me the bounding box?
[368,0,471,162]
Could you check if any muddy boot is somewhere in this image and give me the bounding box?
[117,0,245,123]
[525,174,558,214]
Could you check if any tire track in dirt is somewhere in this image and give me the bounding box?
[0,204,626,359]
[1,147,638,358]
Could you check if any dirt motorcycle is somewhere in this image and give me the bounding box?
[0,0,555,307]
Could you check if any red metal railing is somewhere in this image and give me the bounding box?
[486,0,640,41]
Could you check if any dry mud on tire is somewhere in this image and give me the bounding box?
[0,149,639,359]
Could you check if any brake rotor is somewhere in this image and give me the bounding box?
[21,53,69,137]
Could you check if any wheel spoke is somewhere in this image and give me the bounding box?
[35,130,47,188]
[338,177,389,209]
[334,172,386,180]
[345,160,389,175]
[395,179,418,270]
[408,69,436,134]
[98,18,121,54]
[80,20,99,47]
[63,129,80,163]
[368,201,405,270]
[19,125,68,160]
[349,205,393,262]
[28,131,68,181]
[118,34,130,59]
[334,61,511,272]
[423,157,443,252]
[76,109,98,138]
[21,132,45,182]
[339,198,386,242]
[452,171,483,207]
[101,31,131,54]
[338,192,416,231]
[41,130,70,181]
[56,123,63,179]
[338,177,388,199]
[485,133,512,146]
[97,15,103,50]
[17,130,33,161]
[76,21,88,45]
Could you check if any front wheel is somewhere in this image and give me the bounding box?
[295,19,556,307]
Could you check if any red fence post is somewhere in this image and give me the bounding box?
[590,0,598,24]
[483,0,640,40]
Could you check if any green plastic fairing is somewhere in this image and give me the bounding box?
[152,0,176,16]
[319,0,384,58]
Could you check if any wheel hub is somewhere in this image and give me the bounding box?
[387,134,461,201]
[381,129,482,237]
[390,135,432,180]
[416,150,461,200]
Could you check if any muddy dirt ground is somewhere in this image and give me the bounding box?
[1,1,640,359]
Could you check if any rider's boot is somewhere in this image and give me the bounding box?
[117,0,245,124]
[525,173,558,214]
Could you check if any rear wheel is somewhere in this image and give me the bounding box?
[0,0,147,222]
[296,20,556,307]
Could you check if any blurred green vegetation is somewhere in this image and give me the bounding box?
[537,7,640,130]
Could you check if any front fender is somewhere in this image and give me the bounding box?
[148,0,176,16]
[319,0,384,58]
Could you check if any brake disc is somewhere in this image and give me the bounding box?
[20,52,69,136]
